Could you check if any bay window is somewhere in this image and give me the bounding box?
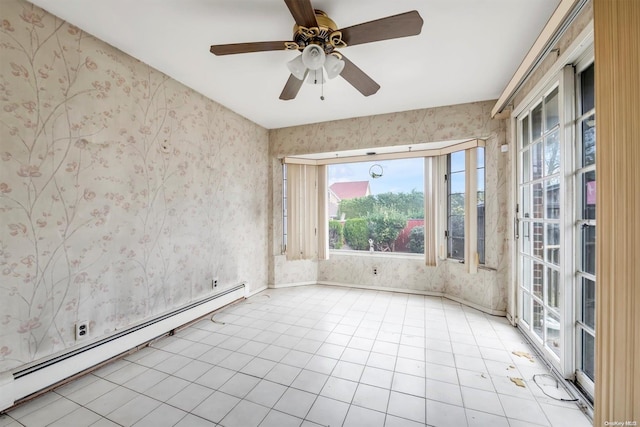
[282,139,485,270]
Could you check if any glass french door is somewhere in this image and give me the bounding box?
[516,57,597,399]
[517,83,564,368]
[574,61,596,398]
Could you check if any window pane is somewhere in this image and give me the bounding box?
[582,225,596,275]
[477,168,485,193]
[582,277,595,329]
[581,63,595,114]
[448,237,464,260]
[581,171,596,220]
[477,147,485,168]
[545,178,560,219]
[448,205,465,238]
[450,151,465,173]
[447,152,466,260]
[582,115,596,167]
[545,87,560,131]
[328,158,424,254]
[450,171,465,194]
[477,147,485,265]
[532,103,543,140]
[544,131,560,176]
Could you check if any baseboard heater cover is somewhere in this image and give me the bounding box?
[2,284,245,412]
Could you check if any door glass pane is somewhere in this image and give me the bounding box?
[582,115,596,166]
[522,258,532,291]
[533,261,544,299]
[582,277,595,329]
[531,222,544,259]
[522,221,531,255]
[523,293,531,325]
[545,310,561,357]
[582,225,596,275]
[522,149,530,182]
[546,268,560,309]
[532,103,543,140]
[546,223,560,265]
[544,131,560,176]
[533,222,544,259]
[545,87,560,130]
[522,116,530,147]
[582,171,596,220]
[532,183,543,219]
[522,186,531,219]
[582,330,595,381]
[532,142,543,180]
[545,178,560,219]
[533,300,544,338]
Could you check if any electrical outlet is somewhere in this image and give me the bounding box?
[213,277,219,288]
[75,321,89,340]
[373,267,378,275]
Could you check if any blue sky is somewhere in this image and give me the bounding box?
[328,148,484,195]
[328,158,424,195]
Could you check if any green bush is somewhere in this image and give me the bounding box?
[343,218,369,250]
[338,190,424,219]
[409,226,425,253]
[367,211,407,252]
[329,220,344,249]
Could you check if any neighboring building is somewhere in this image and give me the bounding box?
[328,181,371,219]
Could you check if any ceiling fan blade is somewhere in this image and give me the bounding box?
[210,41,290,55]
[340,55,380,97]
[284,0,318,28]
[339,10,423,47]
[279,73,306,100]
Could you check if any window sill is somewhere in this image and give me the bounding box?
[329,250,424,260]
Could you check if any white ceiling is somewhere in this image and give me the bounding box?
[29,0,559,129]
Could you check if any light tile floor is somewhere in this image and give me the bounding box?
[0,285,592,427]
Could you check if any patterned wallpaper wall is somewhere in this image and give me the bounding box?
[0,0,269,372]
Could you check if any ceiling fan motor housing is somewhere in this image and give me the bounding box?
[289,10,346,57]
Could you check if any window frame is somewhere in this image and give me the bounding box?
[282,139,486,266]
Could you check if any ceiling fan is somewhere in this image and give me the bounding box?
[209,0,423,100]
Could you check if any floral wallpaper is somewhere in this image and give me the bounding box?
[0,0,269,373]
[269,101,509,313]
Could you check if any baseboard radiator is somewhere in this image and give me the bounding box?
[0,283,245,412]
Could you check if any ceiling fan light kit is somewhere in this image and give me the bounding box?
[287,55,307,80]
[301,44,326,70]
[209,0,423,100]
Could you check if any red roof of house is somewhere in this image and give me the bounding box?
[330,181,370,200]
